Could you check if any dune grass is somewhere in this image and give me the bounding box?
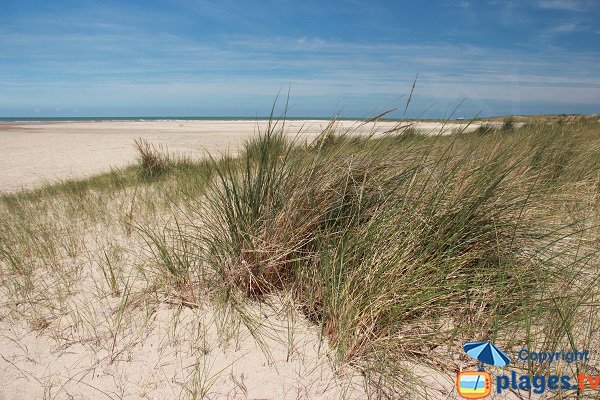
[1,115,599,398]
[181,117,598,396]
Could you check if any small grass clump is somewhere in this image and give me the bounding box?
[501,117,515,132]
[134,138,172,179]
[474,122,498,135]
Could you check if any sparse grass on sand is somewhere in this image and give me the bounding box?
[1,115,599,399]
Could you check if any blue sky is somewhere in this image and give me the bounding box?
[1,0,599,118]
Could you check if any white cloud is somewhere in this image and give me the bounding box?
[536,0,591,11]
[1,30,598,113]
[552,22,578,32]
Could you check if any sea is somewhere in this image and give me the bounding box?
[0,116,350,123]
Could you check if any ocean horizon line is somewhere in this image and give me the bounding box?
[0,113,592,123]
[0,116,431,123]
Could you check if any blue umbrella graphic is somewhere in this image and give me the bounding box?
[462,341,511,395]
[463,341,511,370]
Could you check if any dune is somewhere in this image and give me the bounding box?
[2,117,592,400]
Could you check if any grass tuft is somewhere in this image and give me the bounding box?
[134,138,171,179]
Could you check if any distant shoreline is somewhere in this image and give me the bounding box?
[0,116,444,123]
[0,113,593,123]
[0,117,338,123]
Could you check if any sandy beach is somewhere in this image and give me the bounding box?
[0,120,485,192]
[0,119,482,399]
[1,117,597,399]
[3,0,598,397]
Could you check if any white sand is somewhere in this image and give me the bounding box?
[0,120,483,192]
[0,301,366,399]
[0,182,369,399]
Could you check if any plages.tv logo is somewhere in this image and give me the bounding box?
[456,341,511,399]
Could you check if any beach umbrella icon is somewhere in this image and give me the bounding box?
[463,341,511,369]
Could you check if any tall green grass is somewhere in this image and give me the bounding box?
[184,116,600,397]
[1,114,599,398]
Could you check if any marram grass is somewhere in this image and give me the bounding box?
[191,117,600,397]
[1,115,599,399]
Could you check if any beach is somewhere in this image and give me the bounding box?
[3,0,598,397]
[1,117,598,399]
[0,119,485,192]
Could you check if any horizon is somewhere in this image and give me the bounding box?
[0,112,595,122]
[1,0,599,118]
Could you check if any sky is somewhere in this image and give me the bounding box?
[0,0,599,118]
